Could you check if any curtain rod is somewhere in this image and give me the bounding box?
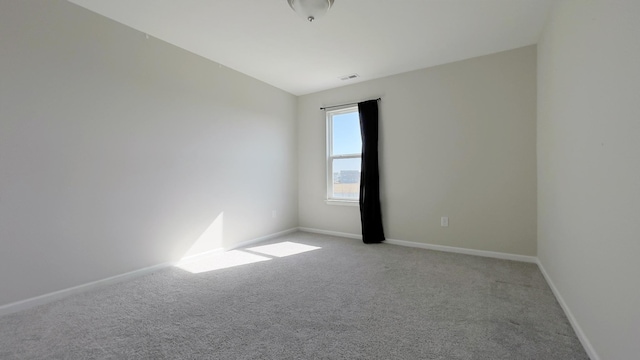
[320,98,381,111]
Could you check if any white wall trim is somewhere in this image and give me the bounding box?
[177,227,299,265]
[385,238,538,263]
[0,225,596,360]
[0,227,299,317]
[324,200,359,207]
[298,227,599,358]
[227,227,299,250]
[178,248,224,262]
[536,259,600,360]
[298,227,362,240]
[298,227,537,263]
[0,262,172,317]
[282,228,596,358]
[176,228,298,264]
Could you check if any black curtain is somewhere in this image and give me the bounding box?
[358,100,385,244]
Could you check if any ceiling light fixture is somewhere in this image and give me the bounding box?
[287,0,334,22]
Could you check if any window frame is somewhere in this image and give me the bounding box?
[326,105,361,205]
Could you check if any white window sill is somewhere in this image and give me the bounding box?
[325,199,359,207]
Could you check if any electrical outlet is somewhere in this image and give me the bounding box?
[441,217,449,227]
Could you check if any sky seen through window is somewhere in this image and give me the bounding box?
[332,111,361,172]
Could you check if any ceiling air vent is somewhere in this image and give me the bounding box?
[339,73,360,81]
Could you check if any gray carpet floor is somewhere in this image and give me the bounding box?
[0,232,588,359]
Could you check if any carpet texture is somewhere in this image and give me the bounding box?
[0,232,588,359]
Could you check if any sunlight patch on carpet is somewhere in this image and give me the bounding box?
[247,241,321,257]
[175,250,271,274]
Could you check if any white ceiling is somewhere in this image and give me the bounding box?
[68,0,556,96]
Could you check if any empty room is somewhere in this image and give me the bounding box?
[1,0,638,359]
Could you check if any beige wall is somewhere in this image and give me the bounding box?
[537,1,640,359]
[298,46,537,256]
[0,0,298,307]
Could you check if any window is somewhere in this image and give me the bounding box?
[326,106,361,204]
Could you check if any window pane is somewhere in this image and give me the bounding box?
[332,158,361,200]
[332,111,361,156]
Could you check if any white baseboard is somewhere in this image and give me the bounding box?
[298,227,362,240]
[0,226,597,360]
[228,227,299,250]
[298,227,537,263]
[298,227,597,358]
[536,259,599,360]
[177,248,225,263]
[385,238,537,263]
[0,227,299,317]
[0,262,172,317]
